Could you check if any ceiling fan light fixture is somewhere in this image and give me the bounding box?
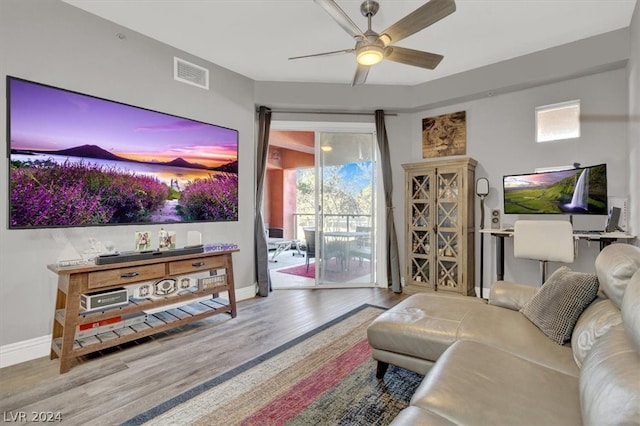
[378,34,391,46]
[301,0,456,84]
[356,44,384,66]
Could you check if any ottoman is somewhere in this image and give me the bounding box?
[367,292,486,377]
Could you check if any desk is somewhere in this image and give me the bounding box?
[480,229,636,281]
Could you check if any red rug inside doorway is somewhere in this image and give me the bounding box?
[276,259,371,282]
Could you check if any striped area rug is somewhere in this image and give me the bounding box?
[124,305,423,426]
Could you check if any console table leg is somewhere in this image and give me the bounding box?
[59,358,73,374]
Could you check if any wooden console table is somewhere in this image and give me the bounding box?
[48,249,237,373]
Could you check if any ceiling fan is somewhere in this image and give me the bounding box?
[289,0,456,86]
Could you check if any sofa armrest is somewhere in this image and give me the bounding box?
[488,281,539,311]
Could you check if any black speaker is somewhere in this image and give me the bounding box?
[490,209,501,229]
[605,206,621,233]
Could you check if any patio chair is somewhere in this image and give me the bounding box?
[304,229,316,272]
[351,226,372,266]
[304,228,345,273]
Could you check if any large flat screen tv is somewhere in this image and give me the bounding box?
[7,76,238,229]
[503,164,607,215]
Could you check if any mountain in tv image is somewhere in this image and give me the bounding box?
[11,144,237,173]
[504,165,607,214]
[9,144,238,228]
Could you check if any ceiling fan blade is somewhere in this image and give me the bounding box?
[385,46,443,69]
[314,0,367,40]
[289,48,354,60]
[380,0,456,46]
[352,64,370,86]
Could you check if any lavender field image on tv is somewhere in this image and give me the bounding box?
[8,77,238,229]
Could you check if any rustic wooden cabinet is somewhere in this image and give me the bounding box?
[47,249,237,373]
[403,158,476,296]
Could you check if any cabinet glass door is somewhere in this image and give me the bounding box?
[436,170,460,291]
[409,173,435,287]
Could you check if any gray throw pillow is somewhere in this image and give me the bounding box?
[521,267,599,345]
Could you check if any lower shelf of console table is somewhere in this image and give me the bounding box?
[47,249,238,373]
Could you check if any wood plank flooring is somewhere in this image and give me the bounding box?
[0,288,408,425]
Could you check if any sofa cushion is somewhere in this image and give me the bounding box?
[389,406,456,426]
[571,298,622,367]
[621,269,640,352]
[410,340,582,426]
[521,267,599,344]
[579,324,640,425]
[488,280,538,311]
[458,304,579,376]
[595,243,640,308]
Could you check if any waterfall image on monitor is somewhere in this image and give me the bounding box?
[7,76,239,229]
[566,168,589,210]
[503,164,607,215]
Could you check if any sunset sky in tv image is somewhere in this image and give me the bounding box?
[9,78,237,168]
[504,169,578,188]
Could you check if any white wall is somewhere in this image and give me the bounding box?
[391,69,629,291]
[265,68,630,295]
[0,0,257,350]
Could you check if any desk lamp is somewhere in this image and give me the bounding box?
[476,178,490,299]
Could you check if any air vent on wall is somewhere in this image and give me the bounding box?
[174,57,209,90]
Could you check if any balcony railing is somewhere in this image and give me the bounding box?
[292,213,371,240]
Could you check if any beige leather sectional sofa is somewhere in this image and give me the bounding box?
[367,243,640,425]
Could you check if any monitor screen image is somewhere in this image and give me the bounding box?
[7,76,239,229]
[503,164,607,215]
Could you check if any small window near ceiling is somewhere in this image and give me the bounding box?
[535,100,580,143]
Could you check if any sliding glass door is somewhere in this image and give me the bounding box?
[267,121,382,289]
[316,131,377,286]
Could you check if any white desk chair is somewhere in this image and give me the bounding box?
[514,220,575,285]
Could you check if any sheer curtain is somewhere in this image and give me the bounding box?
[375,110,402,293]
[255,106,271,296]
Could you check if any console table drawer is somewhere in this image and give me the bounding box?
[169,257,225,275]
[88,264,165,289]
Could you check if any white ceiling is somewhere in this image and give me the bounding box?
[63,0,637,86]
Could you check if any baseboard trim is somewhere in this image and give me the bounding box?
[1,286,257,369]
[0,334,51,369]
[236,284,258,301]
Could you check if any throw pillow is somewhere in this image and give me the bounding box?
[521,267,599,345]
